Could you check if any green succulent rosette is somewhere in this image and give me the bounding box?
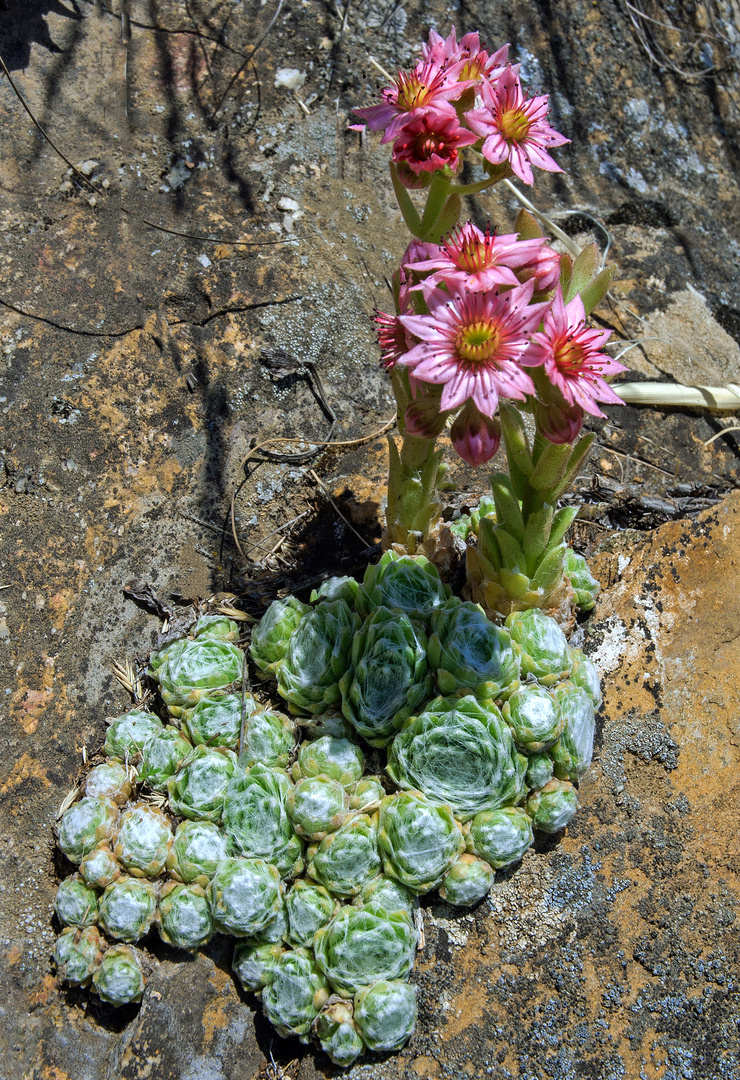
[167,820,233,886]
[160,638,244,716]
[377,791,465,893]
[348,776,385,813]
[354,980,417,1052]
[567,648,603,709]
[298,712,355,740]
[147,636,189,682]
[167,746,237,823]
[549,683,596,783]
[387,696,527,822]
[504,609,572,686]
[427,597,521,699]
[250,595,310,679]
[287,775,349,841]
[222,764,304,878]
[439,853,495,907]
[466,806,534,869]
[79,846,122,890]
[564,548,600,611]
[525,752,554,791]
[261,948,331,1041]
[313,997,364,1066]
[313,901,417,997]
[526,779,579,833]
[340,606,432,747]
[138,727,193,792]
[54,925,106,987]
[98,876,158,942]
[57,796,119,864]
[233,940,284,992]
[157,882,213,950]
[239,707,295,770]
[502,685,566,753]
[113,804,173,878]
[193,614,240,642]
[310,576,360,606]
[54,874,99,928]
[277,599,360,715]
[84,762,132,805]
[292,735,364,788]
[354,874,416,917]
[208,856,282,937]
[104,710,164,761]
[284,880,339,948]
[92,944,146,1005]
[252,897,289,944]
[306,813,381,897]
[355,550,450,620]
[181,692,247,750]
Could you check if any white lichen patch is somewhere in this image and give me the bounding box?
[589,616,629,675]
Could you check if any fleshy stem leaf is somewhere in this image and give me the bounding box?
[390,162,422,238]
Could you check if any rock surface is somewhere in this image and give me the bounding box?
[1,2,740,1077]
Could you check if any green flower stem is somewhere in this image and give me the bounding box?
[389,163,422,237]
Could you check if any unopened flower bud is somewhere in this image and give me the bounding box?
[450,402,501,467]
[403,394,448,438]
[516,241,561,293]
[534,398,584,444]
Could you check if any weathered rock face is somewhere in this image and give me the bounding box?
[1,1,740,1077]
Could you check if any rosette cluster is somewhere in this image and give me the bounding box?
[53,560,601,1064]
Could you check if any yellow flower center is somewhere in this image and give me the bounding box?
[499,108,531,143]
[456,321,501,363]
[554,339,586,372]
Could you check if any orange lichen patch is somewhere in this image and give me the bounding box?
[201,997,232,1044]
[47,588,76,629]
[411,1055,441,1076]
[11,687,53,735]
[6,944,21,965]
[0,753,51,793]
[35,1067,72,1080]
[28,975,57,1008]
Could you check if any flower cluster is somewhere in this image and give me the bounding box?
[354,28,568,186]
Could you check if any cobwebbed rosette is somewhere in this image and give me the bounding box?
[57,796,119,864]
[84,762,132,805]
[138,727,193,792]
[340,606,432,747]
[549,682,596,783]
[564,548,600,611]
[253,898,289,944]
[306,813,381,897]
[467,806,534,869]
[79,846,121,890]
[277,600,360,715]
[92,944,146,1005]
[160,639,244,716]
[526,778,579,833]
[354,980,418,1052]
[287,776,349,841]
[167,746,237,823]
[354,874,416,917]
[239,707,295,770]
[428,597,521,699]
[387,696,527,821]
[284,880,339,948]
[502,685,565,753]
[54,926,105,987]
[525,752,554,790]
[292,736,364,788]
[313,902,417,997]
[147,636,188,682]
[439,854,495,907]
[54,875,99,928]
[355,550,450,620]
[310,576,360,606]
[113,804,173,878]
[104,710,164,761]
[232,940,284,992]
[250,596,310,679]
[98,877,158,942]
[193,614,240,643]
[222,764,304,878]
[567,647,603,709]
[167,820,232,886]
[157,882,213,950]
[207,857,282,937]
[261,948,331,1041]
[504,609,571,685]
[181,692,249,750]
[348,776,385,813]
[377,791,465,893]
[313,997,364,1066]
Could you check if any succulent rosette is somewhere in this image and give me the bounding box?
[354,874,416,917]
[167,820,233,886]
[292,735,365,788]
[193,614,240,643]
[348,776,386,813]
[104,710,164,761]
[306,813,381,897]
[505,608,572,685]
[354,980,418,1052]
[310,576,360,606]
[84,762,133,805]
[287,776,349,841]
[54,874,99,928]
[439,853,496,906]
[181,692,246,750]
[284,879,339,948]
[79,846,122,890]
[92,944,146,1005]
[57,796,119,864]
[313,902,417,996]
[466,806,534,869]
[222,764,304,878]
[239,707,295,770]
[147,636,189,682]
[502,684,566,753]
[137,727,193,792]
[525,778,579,833]
[276,599,360,715]
[387,696,527,821]
[261,948,331,1040]
[355,551,450,620]
[167,746,237,823]
[428,597,521,698]
[232,940,285,992]
[377,791,465,892]
[249,595,310,679]
[208,857,282,937]
[567,648,603,709]
[157,882,213,950]
[160,639,244,716]
[253,897,289,944]
[525,751,554,791]
[113,804,173,878]
[549,682,596,783]
[313,996,364,1066]
[98,876,158,942]
[54,925,106,987]
[564,548,600,611]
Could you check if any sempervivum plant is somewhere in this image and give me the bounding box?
[160,638,244,717]
[277,600,360,715]
[355,550,450,620]
[313,902,418,996]
[427,597,521,699]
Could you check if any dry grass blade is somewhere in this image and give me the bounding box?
[57,786,80,819]
[112,658,143,699]
[216,603,255,622]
